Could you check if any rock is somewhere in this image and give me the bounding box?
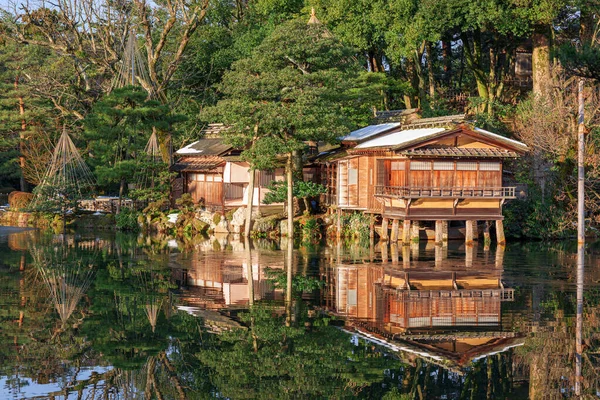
[229,207,246,227]
[214,218,229,234]
[253,215,281,233]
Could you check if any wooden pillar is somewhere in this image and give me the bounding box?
[442,220,449,243]
[390,242,399,265]
[369,217,375,239]
[381,241,388,263]
[410,221,420,243]
[465,220,474,245]
[435,220,444,245]
[402,220,411,245]
[465,242,475,268]
[381,217,389,241]
[496,220,506,245]
[402,245,411,268]
[435,244,444,268]
[390,219,399,242]
[483,220,491,250]
[495,244,505,269]
[336,209,342,240]
[411,242,420,261]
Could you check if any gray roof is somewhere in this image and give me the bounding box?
[175,138,233,156]
[341,123,401,143]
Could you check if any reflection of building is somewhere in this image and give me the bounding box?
[329,264,521,371]
[333,265,512,330]
[175,250,285,309]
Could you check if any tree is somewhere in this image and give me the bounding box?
[83,86,181,207]
[206,16,377,237]
[1,0,210,102]
[0,40,55,190]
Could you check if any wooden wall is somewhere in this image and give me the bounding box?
[186,171,224,206]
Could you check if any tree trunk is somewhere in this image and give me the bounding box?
[117,179,125,214]
[245,168,255,237]
[532,27,552,99]
[15,76,28,192]
[442,37,452,84]
[462,31,490,113]
[426,41,436,98]
[286,153,294,238]
[285,236,293,327]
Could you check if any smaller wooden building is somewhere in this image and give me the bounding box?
[171,124,285,211]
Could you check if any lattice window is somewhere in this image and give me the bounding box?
[194,173,205,181]
[410,161,431,170]
[456,162,477,171]
[479,162,501,171]
[433,161,454,170]
[391,161,405,171]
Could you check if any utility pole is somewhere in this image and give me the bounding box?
[575,77,585,396]
[577,78,585,245]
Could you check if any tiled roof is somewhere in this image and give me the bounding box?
[201,123,229,138]
[171,156,225,172]
[400,147,520,158]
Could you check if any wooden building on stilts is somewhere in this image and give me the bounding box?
[323,115,528,244]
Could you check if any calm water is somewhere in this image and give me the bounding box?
[0,229,599,399]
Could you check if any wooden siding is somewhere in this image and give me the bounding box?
[186,171,224,206]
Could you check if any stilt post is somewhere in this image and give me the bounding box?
[381,217,389,241]
[390,219,399,242]
[495,220,505,245]
[410,221,420,243]
[465,220,474,246]
[402,220,411,244]
[435,220,444,245]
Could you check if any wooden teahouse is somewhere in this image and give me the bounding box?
[171,124,285,211]
[324,115,528,243]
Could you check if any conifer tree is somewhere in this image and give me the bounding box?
[0,41,53,191]
[206,17,381,237]
[83,86,182,207]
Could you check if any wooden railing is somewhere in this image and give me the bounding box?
[375,186,516,199]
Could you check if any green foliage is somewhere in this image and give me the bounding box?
[265,267,325,293]
[557,42,600,80]
[175,193,195,212]
[205,17,378,171]
[337,211,372,241]
[115,208,140,232]
[263,180,327,206]
[83,86,182,195]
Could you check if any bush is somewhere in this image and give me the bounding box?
[115,208,140,232]
[8,191,34,210]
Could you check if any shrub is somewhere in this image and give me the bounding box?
[115,208,141,232]
[8,191,34,210]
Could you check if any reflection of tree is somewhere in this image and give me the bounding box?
[30,241,96,333]
[196,307,406,398]
[33,248,95,328]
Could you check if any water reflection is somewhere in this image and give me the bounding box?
[0,230,599,398]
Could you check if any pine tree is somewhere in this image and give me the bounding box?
[0,41,53,191]
[205,17,381,237]
[83,86,183,205]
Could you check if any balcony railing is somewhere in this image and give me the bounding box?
[374,186,516,199]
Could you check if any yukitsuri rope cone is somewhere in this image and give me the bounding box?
[31,245,95,327]
[111,29,152,92]
[30,127,95,210]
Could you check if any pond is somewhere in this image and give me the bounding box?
[0,229,599,399]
